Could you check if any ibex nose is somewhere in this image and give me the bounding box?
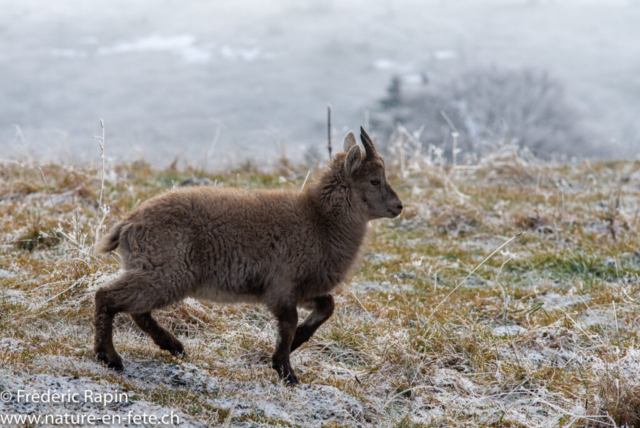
[396,203,403,211]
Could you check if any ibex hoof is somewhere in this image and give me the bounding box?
[96,352,124,372]
[170,348,187,358]
[163,342,186,357]
[285,373,299,386]
[272,363,299,386]
[108,361,124,372]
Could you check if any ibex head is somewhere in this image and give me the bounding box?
[342,127,403,219]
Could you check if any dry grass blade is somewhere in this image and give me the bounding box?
[425,232,525,326]
[37,167,56,212]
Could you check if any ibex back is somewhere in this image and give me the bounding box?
[94,127,402,384]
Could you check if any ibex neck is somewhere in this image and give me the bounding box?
[304,174,369,243]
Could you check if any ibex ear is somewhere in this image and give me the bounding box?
[345,145,362,175]
[343,131,357,152]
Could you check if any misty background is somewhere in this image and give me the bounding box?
[1,0,639,168]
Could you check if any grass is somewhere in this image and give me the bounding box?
[1,144,640,427]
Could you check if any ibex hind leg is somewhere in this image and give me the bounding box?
[94,287,123,371]
[130,312,185,357]
[93,270,185,371]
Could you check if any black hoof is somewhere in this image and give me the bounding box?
[96,352,123,372]
[285,374,299,386]
[163,342,186,357]
[107,360,124,372]
[272,363,299,386]
[170,348,187,358]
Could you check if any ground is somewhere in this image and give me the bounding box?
[1,147,640,427]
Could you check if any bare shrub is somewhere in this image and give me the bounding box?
[372,67,599,159]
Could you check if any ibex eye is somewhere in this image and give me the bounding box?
[370,179,381,186]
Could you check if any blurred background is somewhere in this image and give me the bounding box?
[1,0,639,168]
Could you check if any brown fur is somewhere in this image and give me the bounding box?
[93,127,402,384]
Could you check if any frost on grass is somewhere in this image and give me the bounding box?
[0,367,203,427]
[1,151,640,426]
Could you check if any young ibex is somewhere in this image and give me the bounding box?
[94,127,402,384]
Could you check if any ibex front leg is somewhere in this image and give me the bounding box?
[270,304,299,385]
[291,295,334,353]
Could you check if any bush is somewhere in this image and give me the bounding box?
[372,67,598,159]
